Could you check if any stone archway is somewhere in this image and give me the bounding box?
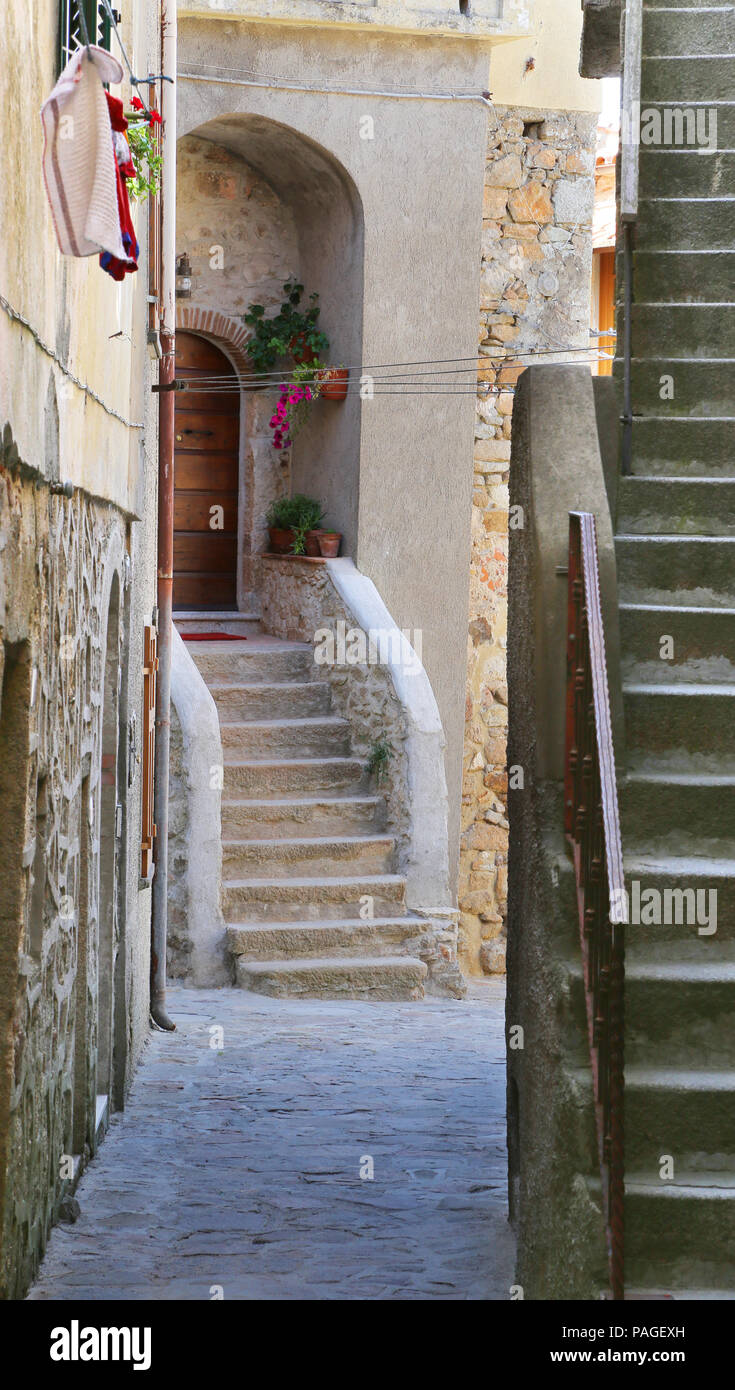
[175,115,365,590]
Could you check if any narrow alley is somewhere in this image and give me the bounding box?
[29,985,512,1301]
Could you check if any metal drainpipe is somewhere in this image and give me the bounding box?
[150,0,177,1031]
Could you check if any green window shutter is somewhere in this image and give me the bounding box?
[58,2,115,76]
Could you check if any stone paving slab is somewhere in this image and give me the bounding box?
[28,982,513,1301]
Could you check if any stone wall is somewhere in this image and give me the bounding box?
[460,104,597,977]
[176,135,300,321]
[0,440,138,1299]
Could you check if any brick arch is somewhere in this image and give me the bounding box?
[176,305,252,377]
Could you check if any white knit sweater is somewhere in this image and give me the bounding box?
[41,44,126,260]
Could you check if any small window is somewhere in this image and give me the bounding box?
[58,2,115,76]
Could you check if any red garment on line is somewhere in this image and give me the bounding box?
[99,94,138,281]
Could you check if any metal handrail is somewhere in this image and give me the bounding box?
[565,512,626,1301]
[620,0,642,475]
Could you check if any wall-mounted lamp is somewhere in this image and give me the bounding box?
[175,254,192,299]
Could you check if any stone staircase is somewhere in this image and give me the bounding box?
[181,617,428,999]
[612,0,735,1298]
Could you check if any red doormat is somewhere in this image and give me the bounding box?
[181,632,249,641]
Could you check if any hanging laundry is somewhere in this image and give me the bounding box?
[40,44,126,261]
[99,93,139,282]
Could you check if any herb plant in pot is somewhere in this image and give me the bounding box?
[265,495,324,556]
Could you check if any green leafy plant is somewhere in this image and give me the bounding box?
[243,281,330,374]
[291,495,324,555]
[125,111,163,201]
[265,494,324,554]
[366,738,393,786]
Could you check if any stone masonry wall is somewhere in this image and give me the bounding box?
[0,437,131,1298]
[460,105,597,977]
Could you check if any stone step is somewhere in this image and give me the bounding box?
[617,477,735,535]
[638,199,735,252]
[621,358,735,415]
[621,603,735,684]
[643,7,735,58]
[632,250,735,302]
[211,681,332,722]
[616,534,735,606]
[645,0,735,8]
[191,642,312,684]
[623,855,735,948]
[631,303,735,360]
[622,771,735,853]
[222,873,406,922]
[623,682,735,764]
[222,834,395,879]
[221,716,351,760]
[625,1174,735,1289]
[629,417,735,476]
[553,850,735,951]
[624,959,735,1066]
[625,1068,735,1171]
[226,917,422,960]
[174,610,262,637]
[642,55,735,104]
[639,149,735,200]
[220,794,384,839]
[233,954,427,1000]
[223,757,364,797]
[636,99,735,149]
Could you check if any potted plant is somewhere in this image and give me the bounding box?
[265,495,324,556]
[292,497,324,556]
[266,496,299,553]
[318,529,342,558]
[316,365,349,402]
[243,281,330,377]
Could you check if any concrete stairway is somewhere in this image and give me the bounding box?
[184,623,428,1000]
[612,0,735,1299]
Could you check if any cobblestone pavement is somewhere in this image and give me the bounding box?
[29,982,513,1301]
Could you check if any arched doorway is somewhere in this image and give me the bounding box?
[173,333,240,610]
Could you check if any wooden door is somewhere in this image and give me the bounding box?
[173,332,239,609]
[594,248,616,378]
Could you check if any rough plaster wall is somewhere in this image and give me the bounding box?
[460,103,597,978]
[168,705,191,980]
[176,135,300,319]
[505,368,611,1298]
[0,447,132,1299]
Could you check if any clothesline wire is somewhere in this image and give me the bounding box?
[168,342,616,386]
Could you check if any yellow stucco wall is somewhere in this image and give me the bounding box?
[490,0,602,113]
[0,0,157,515]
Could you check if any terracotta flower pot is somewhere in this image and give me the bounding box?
[268,526,295,554]
[318,532,342,559]
[290,334,316,365]
[304,529,323,557]
[317,368,348,402]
